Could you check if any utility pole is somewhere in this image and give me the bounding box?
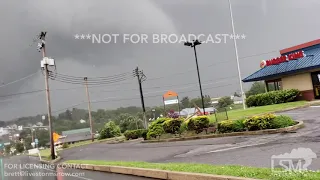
[84,77,94,142]
[38,31,55,160]
[133,67,147,128]
[31,128,34,143]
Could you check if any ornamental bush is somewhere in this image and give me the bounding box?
[218,119,246,133]
[148,117,171,130]
[243,114,276,131]
[187,116,210,134]
[124,129,148,140]
[217,120,235,133]
[246,89,300,107]
[270,115,296,129]
[217,114,295,133]
[147,124,165,139]
[163,118,184,134]
[98,121,121,140]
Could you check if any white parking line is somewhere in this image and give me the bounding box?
[310,106,320,108]
[206,142,267,154]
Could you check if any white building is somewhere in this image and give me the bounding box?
[0,127,9,136]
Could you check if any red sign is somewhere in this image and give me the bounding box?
[260,50,305,68]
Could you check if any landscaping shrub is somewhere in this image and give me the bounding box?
[217,120,235,133]
[233,119,246,132]
[187,116,210,134]
[163,118,184,134]
[246,89,300,107]
[141,129,148,140]
[218,119,246,133]
[219,114,296,133]
[62,143,69,149]
[270,115,295,129]
[148,117,171,130]
[178,122,188,135]
[147,124,165,139]
[98,121,121,140]
[124,129,148,140]
[243,114,275,131]
[186,118,196,131]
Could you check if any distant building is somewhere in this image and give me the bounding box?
[61,128,92,144]
[211,97,220,106]
[11,124,17,129]
[179,107,216,117]
[230,95,243,104]
[79,119,86,124]
[0,127,9,136]
[36,122,43,126]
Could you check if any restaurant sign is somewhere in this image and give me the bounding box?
[260,50,305,68]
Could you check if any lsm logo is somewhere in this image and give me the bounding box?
[271,148,317,172]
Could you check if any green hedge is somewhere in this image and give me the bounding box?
[246,89,300,107]
[147,124,165,139]
[218,119,246,133]
[124,129,148,140]
[148,118,171,130]
[244,114,275,131]
[271,115,296,128]
[218,114,295,133]
[187,116,210,134]
[163,118,183,134]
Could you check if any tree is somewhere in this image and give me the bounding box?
[5,145,11,155]
[24,137,33,150]
[190,95,211,108]
[246,82,266,98]
[15,142,24,153]
[37,129,50,147]
[98,121,121,140]
[217,96,234,108]
[118,114,143,132]
[180,96,190,109]
[234,92,241,97]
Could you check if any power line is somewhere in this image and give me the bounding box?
[51,83,233,114]
[239,50,279,59]
[0,89,44,98]
[0,71,39,88]
[0,75,238,100]
[51,72,133,81]
[51,75,133,85]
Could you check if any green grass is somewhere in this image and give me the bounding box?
[212,101,307,121]
[64,160,320,180]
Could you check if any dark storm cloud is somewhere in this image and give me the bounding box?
[0,0,320,120]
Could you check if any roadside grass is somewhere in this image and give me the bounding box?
[64,160,320,180]
[212,101,307,121]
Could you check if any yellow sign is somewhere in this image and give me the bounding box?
[53,132,60,142]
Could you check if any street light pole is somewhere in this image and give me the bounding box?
[184,40,206,114]
[228,0,246,109]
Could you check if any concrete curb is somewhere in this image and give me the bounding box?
[63,163,260,180]
[40,156,61,164]
[142,121,304,143]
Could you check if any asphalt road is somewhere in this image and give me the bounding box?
[61,107,320,170]
[1,156,155,180]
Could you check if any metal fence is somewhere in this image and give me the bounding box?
[214,108,228,122]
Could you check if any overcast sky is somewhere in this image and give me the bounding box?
[0,0,319,121]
